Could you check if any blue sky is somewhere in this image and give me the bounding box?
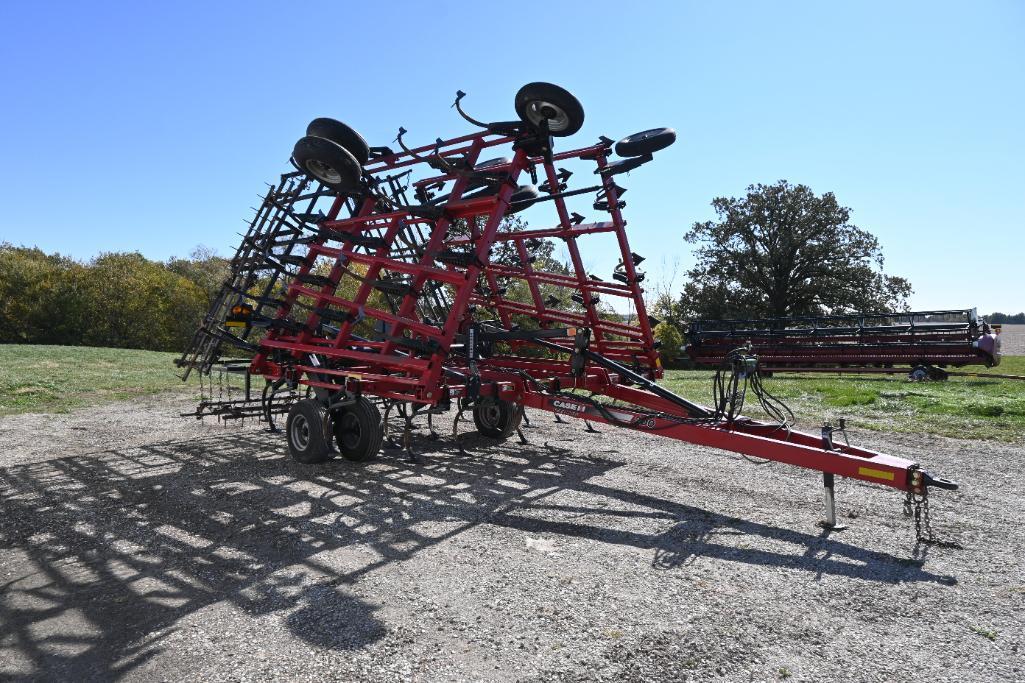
[1,1,1022,313]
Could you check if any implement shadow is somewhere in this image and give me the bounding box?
[0,426,955,679]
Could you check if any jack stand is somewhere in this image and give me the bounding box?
[818,472,847,531]
[554,413,566,423]
[522,412,532,428]
[584,420,600,433]
[516,428,528,445]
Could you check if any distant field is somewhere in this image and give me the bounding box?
[999,324,1025,355]
[662,355,1025,443]
[0,345,186,415]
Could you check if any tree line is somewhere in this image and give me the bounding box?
[987,312,1025,324]
[0,244,227,352]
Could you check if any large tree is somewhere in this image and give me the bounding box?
[681,180,911,320]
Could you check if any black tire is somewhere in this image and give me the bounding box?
[508,184,540,213]
[306,118,371,165]
[472,397,523,439]
[286,399,333,464]
[464,157,512,192]
[514,82,584,137]
[461,183,540,214]
[293,135,362,193]
[908,366,929,381]
[615,128,677,157]
[332,397,383,462]
[476,156,510,170]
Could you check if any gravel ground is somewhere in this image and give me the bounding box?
[1,393,1023,682]
[998,325,1025,356]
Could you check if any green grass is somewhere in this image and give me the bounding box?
[2,344,1024,444]
[660,356,1025,444]
[0,344,186,416]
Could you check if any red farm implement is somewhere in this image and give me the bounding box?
[176,83,958,538]
[685,309,1002,380]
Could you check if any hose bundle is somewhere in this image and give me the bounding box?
[712,346,794,427]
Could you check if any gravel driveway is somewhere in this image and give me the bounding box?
[1,394,1022,682]
[997,324,1025,356]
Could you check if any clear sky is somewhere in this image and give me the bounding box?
[1,1,1022,313]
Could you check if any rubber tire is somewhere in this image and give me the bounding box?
[292,135,362,193]
[306,118,371,165]
[332,397,383,462]
[908,366,929,381]
[286,399,333,464]
[464,157,512,192]
[615,128,677,157]
[472,397,523,440]
[461,184,540,214]
[475,156,511,170]
[514,82,584,137]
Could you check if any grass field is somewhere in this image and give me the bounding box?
[0,345,186,416]
[2,344,1023,443]
[662,356,1025,443]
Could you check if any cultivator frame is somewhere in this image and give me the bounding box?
[177,83,959,536]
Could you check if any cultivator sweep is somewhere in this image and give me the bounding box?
[177,82,959,538]
[686,309,1002,380]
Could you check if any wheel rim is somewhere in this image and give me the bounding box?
[305,158,342,184]
[291,414,311,450]
[337,412,362,450]
[479,401,502,429]
[524,100,571,133]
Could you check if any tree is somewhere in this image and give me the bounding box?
[681,181,912,320]
[0,244,88,345]
[166,245,230,308]
[988,312,1025,324]
[653,322,683,365]
[78,252,207,351]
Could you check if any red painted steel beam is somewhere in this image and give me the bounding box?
[519,391,918,491]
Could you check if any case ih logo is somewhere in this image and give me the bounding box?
[552,399,586,413]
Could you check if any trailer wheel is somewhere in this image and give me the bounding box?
[333,397,383,462]
[615,128,677,157]
[293,135,362,193]
[908,366,929,381]
[472,397,523,439]
[306,118,371,165]
[514,82,584,137]
[286,399,333,464]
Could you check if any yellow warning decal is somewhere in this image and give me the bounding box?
[858,467,895,481]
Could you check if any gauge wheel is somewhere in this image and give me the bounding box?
[460,183,540,214]
[306,118,371,165]
[472,397,523,439]
[514,82,584,137]
[292,135,362,193]
[615,127,677,157]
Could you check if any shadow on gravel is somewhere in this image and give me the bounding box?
[0,427,956,679]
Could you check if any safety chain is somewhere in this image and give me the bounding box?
[903,489,934,544]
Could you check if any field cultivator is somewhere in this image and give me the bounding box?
[177,83,959,538]
[685,309,1002,380]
